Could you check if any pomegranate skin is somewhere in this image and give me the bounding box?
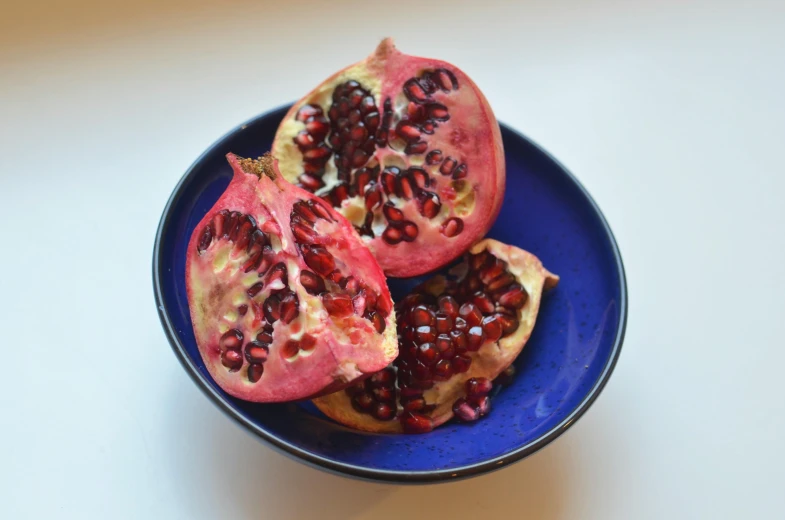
[273,38,505,277]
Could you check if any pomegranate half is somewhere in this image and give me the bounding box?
[313,239,558,433]
[186,154,397,402]
[272,38,505,277]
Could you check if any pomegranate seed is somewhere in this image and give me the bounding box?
[197,223,213,253]
[212,210,228,238]
[298,173,324,192]
[433,359,453,380]
[375,128,389,148]
[369,369,396,388]
[479,260,505,283]
[306,118,329,139]
[293,130,316,151]
[411,305,435,326]
[439,157,457,176]
[487,272,515,292]
[441,217,464,237]
[279,291,299,324]
[382,226,403,245]
[435,312,453,333]
[224,211,241,239]
[351,148,369,168]
[401,412,433,433]
[256,331,273,345]
[382,202,404,222]
[373,403,396,421]
[302,160,326,175]
[244,341,269,364]
[399,385,424,399]
[415,325,437,344]
[472,292,495,314]
[482,315,503,342]
[309,200,334,221]
[466,326,485,351]
[372,386,395,403]
[438,296,459,317]
[454,317,468,331]
[396,121,421,142]
[452,164,468,180]
[221,349,243,371]
[407,168,428,189]
[427,103,450,121]
[473,395,491,416]
[302,245,335,276]
[497,284,528,309]
[405,141,428,156]
[258,246,275,275]
[301,334,317,352]
[401,221,418,242]
[364,111,380,129]
[425,150,443,165]
[247,363,264,383]
[416,343,439,365]
[459,303,482,326]
[246,282,264,298]
[434,68,458,90]
[469,251,492,271]
[219,329,244,351]
[453,355,472,373]
[263,294,281,323]
[419,73,438,94]
[421,122,436,134]
[296,104,323,122]
[364,182,383,211]
[352,392,375,412]
[452,398,480,422]
[237,304,248,316]
[360,95,376,114]
[411,361,432,381]
[496,311,519,337]
[299,270,326,295]
[283,340,302,359]
[466,377,493,398]
[349,122,368,142]
[403,398,426,412]
[322,292,354,317]
[241,250,262,273]
[435,333,452,352]
[397,175,417,199]
[417,191,442,219]
[292,222,318,244]
[403,78,429,103]
[303,145,331,162]
[381,167,399,195]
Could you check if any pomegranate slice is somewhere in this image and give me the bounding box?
[272,38,505,277]
[312,239,558,433]
[186,154,397,402]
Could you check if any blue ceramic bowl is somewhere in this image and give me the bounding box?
[153,105,627,483]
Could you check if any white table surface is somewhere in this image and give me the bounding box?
[2,0,783,518]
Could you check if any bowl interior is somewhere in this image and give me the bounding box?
[155,106,625,479]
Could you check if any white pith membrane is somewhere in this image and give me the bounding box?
[272,38,505,277]
[186,154,397,403]
[312,239,559,433]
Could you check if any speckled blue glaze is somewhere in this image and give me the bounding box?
[153,105,626,483]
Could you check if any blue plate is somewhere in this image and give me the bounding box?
[153,105,627,483]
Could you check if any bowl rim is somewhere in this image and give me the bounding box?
[152,104,627,484]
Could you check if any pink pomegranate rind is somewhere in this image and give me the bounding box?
[186,154,397,403]
[273,38,505,277]
[312,239,558,433]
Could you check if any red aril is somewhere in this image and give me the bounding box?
[186,154,397,402]
[312,239,558,433]
[272,39,505,277]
